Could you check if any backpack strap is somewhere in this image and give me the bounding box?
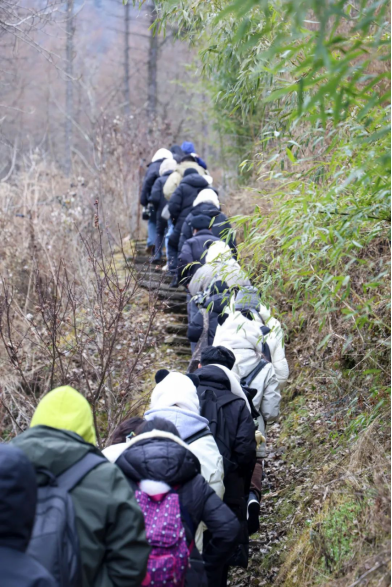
[184,428,212,445]
[57,452,107,492]
[240,358,269,388]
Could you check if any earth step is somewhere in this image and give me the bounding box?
[154,292,187,304]
[165,323,188,336]
[168,346,191,356]
[164,335,189,346]
[162,301,188,314]
[139,280,187,296]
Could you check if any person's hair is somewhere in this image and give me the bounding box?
[135,417,180,438]
[109,417,144,445]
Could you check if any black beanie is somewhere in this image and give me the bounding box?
[183,167,199,177]
[155,369,170,383]
[191,214,211,230]
[200,345,236,370]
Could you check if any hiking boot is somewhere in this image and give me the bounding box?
[145,245,154,255]
[150,257,165,265]
[247,492,260,535]
[169,276,179,288]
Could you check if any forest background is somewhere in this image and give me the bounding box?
[0,0,390,586]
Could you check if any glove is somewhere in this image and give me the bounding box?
[255,430,266,446]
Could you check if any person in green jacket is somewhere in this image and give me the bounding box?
[12,385,150,587]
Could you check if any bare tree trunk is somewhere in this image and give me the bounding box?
[147,1,158,122]
[123,1,131,116]
[65,0,74,177]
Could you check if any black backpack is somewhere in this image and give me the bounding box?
[198,388,239,475]
[28,452,107,587]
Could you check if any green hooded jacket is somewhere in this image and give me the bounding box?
[12,386,150,587]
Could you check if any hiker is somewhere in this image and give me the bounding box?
[167,168,211,286]
[148,158,177,263]
[140,148,174,254]
[0,444,57,587]
[181,140,208,170]
[188,241,251,297]
[144,369,225,551]
[116,416,240,586]
[177,214,220,287]
[213,287,285,532]
[103,416,145,463]
[163,154,211,201]
[188,280,231,350]
[12,385,150,587]
[195,346,257,582]
[178,188,237,256]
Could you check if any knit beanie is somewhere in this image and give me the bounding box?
[200,345,236,370]
[159,158,177,176]
[191,214,211,230]
[183,167,199,177]
[149,372,200,413]
[193,189,220,209]
[234,286,261,312]
[181,141,195,154]
[30,386,96,445]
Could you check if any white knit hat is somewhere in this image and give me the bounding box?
[160,158,177,176]
[149,372,200,413]
[193,188,220,209]
[151,148,173,162]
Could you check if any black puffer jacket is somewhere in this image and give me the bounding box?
[188,290,230,346]
[179,202,237,256]
[149,171,171,235]
[0,444,57,587]
[168,171,209,249]
[117,432,240,586]
[177,229,220,285]
[140,159,165,207]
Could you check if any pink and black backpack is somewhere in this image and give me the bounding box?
[135,488,192,586]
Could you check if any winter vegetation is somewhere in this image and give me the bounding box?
[0,0,390,586]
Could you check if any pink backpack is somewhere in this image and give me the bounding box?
[135,488,191,586]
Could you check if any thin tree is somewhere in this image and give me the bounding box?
[147,0,158,122]
[123,0,131,115]
[65,0,74,176]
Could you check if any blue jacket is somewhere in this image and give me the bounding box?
[0,444,57,587]
[177,229,219,285]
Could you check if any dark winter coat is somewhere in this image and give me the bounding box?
[177,229,220,285]
[168,172,210,249]
[12,426,150,587]
[116,431,240,586]
[179,202,237,256]
[195,365,256,568]
[149,171,171,235]
[188,291,230,346]
[140,159,165,207]
[0,444,57,587]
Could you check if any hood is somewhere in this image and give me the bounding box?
[193,189,220,209]
[192,202,220,219]
[152,148,173,162]
[160,158,177,175]
[214,310,263,352]
[0,444,37,552]
[209,364,251,412]
[235,286,262,313]
[181,173,209,188]
[12,426,101,478]
[149,371,199,413]
[203,291,230,315]
[102,442,129,463]
[196,364,232,391]
[206,240,233,263]
[145,407,209,441]
[116,431,201,485]
[30,386,96,445]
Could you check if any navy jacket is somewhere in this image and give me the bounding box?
[177,229,219,285]
[179,202,237,256]
[188,291,229,346]
[117,433,240,586]
[168,172,209,249]
[0,444,56,587]
[140,159,165,206]
[149,171,171,234]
